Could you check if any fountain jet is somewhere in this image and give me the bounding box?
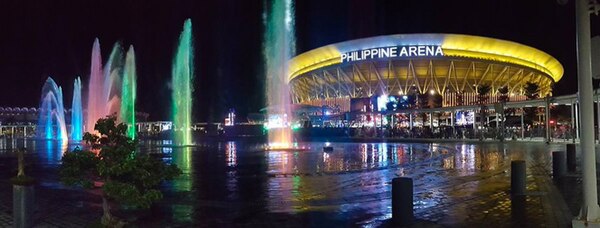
[70,77,83,141]
[121,46,137,139]
[37,77,68,143]
[264,0,295,148]
[86,39,123,133]
[171,19,194,145]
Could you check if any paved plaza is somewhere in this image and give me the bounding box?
[0,140,588,227]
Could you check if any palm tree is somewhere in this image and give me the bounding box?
[477,84,491,139]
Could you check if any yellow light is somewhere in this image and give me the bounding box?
[287,34,563,83]
[430,90,435,95]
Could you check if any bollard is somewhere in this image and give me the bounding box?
[566,144,576,172]
[392,177,413,226]
[511,160,526,195]
[552,151,566,179]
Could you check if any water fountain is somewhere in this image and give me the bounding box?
[86,39,104,133]
[103,43,123,118]
[86,39,123,133]
[37,77,68,143]
[70,77,83,141]
[172,19,194,146]
[264,0,297,149]
[121,45,137,139]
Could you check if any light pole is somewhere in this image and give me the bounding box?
[572,0,600,226]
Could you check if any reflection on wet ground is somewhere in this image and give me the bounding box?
[0,138,567,227]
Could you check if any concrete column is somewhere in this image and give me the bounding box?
[511,160,526,195]
[552,151,566,180]
[13,185,34,228]
[573,0,600,223]
[567,144,577,172]
[392,177,413,226]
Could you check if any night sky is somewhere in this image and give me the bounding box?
[0,0,598,122]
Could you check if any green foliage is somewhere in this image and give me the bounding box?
[59,115,181,209]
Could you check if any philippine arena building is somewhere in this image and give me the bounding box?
[287,34,563,130]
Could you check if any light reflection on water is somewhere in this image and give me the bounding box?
[0,138,557,226]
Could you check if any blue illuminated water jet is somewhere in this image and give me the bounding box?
[70,77,83,141]
[37,77,67,143]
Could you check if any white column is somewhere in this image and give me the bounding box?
[473,110,477,136]
[429,112,433,128]
[573,0,600,223]
[409,113,413,130]
[545,98,551,143]
[521,110,525,139]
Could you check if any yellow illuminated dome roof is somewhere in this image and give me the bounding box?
[288,34,563,83]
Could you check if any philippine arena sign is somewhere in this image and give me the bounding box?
[341,45,444,63]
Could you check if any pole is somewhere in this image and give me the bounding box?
[546,98,551,143]
[521,110,525,139]
[576,103,581,140]
[429,112,433,128]
[409,113,413,130]
[473,109,477,138]
[573,0,600,223]
[597,95,600,143]
[572,102,576,143]
[451,112,455,137]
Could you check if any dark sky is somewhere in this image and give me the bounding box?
[0,0,598,122]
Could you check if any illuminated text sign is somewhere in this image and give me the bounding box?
[341,45,443,63]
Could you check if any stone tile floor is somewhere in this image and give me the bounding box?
[0,141,580,227]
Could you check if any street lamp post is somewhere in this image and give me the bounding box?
[573,0,600,226]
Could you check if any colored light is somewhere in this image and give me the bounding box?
[265,0,295,147]
[121,46,137,139]
[37,77,68,143]
[172,19,194,145]
[70,77,83,141]
[287,34,563,83]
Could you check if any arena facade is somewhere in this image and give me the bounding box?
[288,34,563,113]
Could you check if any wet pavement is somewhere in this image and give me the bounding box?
[0,138,577,227]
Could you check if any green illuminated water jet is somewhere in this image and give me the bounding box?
[264,0,295,148]
[172,19,194,145]
[121,46,137,139]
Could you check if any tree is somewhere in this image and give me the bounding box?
[59,116,181,226]
[523,81,540,125]
[477,84,491,105]
[498,86,515,115]
[523,81,539,100]
[477,84,491,128]
[498,86,509,103]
